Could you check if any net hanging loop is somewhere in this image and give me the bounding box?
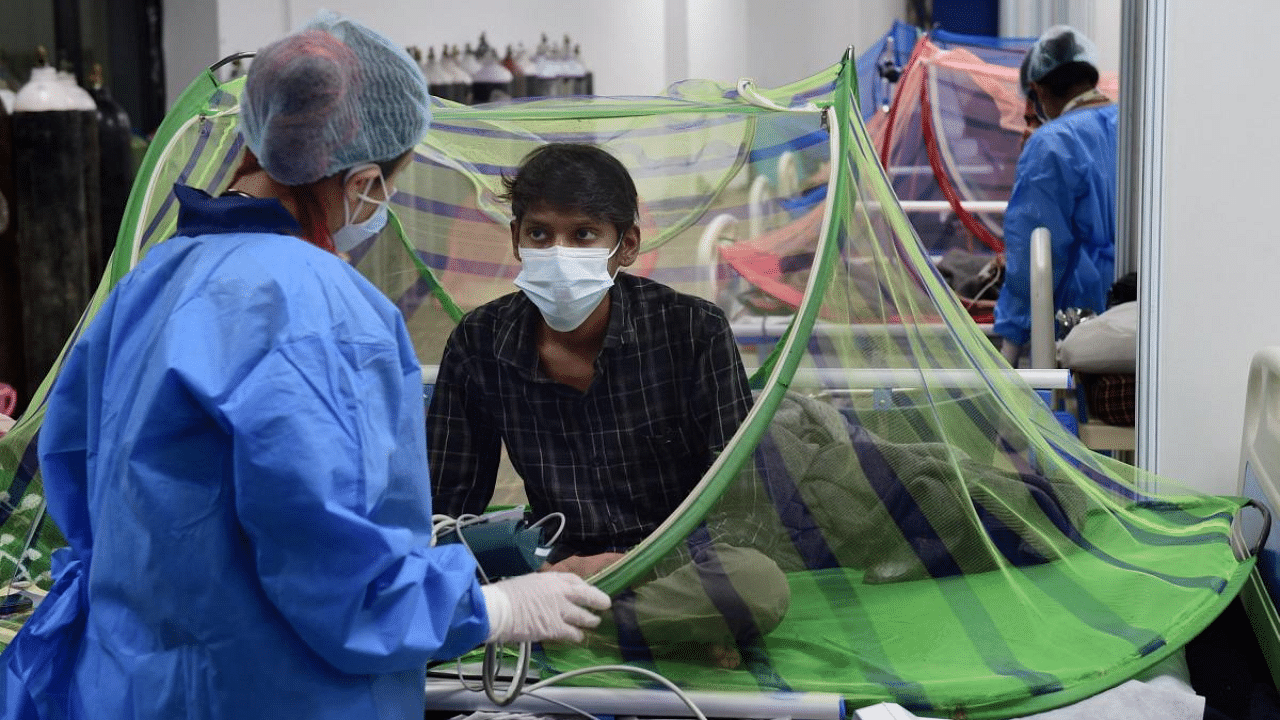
[735,78,819,113]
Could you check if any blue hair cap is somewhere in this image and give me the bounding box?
[240,10,430,185]
[1019,25,1098,95]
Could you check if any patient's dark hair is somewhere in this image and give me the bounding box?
[1037,61,1099,99]
[500,143,639,238]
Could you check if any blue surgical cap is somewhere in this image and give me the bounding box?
[1019,25,1099,95]
[240,11,431,186]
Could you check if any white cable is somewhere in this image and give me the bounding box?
[450,712,549,720]
[518,690,604,720]
[432,513,492,583]
[431,513,497,694]
[429,511,548,705]
[463,660,712,720]
[452,656,487,693]
[430,513,671,716]
[519,664,710,720]
[482,640,532,706]
[963,270,1003,310]
[526,512,566,547]
[433,512,484,544]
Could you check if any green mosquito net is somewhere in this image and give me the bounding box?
[0,49,1259,719]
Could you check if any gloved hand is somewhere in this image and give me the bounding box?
[480,572,611,644]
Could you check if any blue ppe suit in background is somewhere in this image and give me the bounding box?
[994,103,1118,347]
[0,186,488,719]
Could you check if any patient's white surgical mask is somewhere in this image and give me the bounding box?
[514,240,622,332]
[332,164,393,253]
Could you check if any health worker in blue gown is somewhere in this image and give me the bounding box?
[994,25,1118,364]
[0,12,608,720]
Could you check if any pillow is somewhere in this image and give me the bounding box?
[1057,301,1137,373]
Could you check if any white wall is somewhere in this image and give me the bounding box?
[685,0,749,90]
[742,0,900,88]
[163,0,903,103]
[1090,0,1121,77]
[162,0,219,105]
[0,2,53,71]
[685,0,901,91]
[1148,2,1280,493]
[999,0,1120,74]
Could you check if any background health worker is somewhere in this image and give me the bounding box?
[994,25,1118,364]
[0,13,608,719]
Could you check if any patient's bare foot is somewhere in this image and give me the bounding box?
[710,643,742,669]
[655,641,743,669]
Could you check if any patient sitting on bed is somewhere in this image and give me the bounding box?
[427,142,789,666]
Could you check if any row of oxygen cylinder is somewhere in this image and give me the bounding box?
[409,33,593,105]
[0,59,136,417]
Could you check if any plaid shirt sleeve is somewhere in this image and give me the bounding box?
[670,305,785,563]
[691,306,754,457]
[427,324,502,519]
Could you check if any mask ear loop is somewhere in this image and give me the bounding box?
[1028,89,1049,123]
[609,221,638,258]
[606,225,632,277]
[343,164,389,226]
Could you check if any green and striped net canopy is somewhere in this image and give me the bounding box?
[0,48,1259,719]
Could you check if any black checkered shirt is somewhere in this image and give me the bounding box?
[428,273,753,556]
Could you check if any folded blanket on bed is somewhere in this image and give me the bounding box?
[748,392,1090,582]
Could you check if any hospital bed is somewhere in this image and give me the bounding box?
[412,352,1280,718]
[414,349,1253,720]
[697,195,1004,355]
[697,171,1006,327]
[1026,228,1137,457]
[1235,346,1280,689]
[695,205,1087,404]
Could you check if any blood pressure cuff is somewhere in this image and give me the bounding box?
[435,508,555,579]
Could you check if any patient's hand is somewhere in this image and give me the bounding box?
[542,552,626,579]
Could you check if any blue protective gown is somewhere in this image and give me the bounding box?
[0,186,488,719]
[994,103,1118,346]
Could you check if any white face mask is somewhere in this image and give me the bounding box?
[514,240,622,332]
[332,164,393,252]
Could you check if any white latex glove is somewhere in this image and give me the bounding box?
[480,572,612,644]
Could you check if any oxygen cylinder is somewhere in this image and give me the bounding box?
[58,68,102,281]
[442,46,472,104]
[561,36,585,96]
[459,42,481,77]
[0,86,22,412]
[423,47,451,102]
[89,64,134,267]
[541,38,567,97]
[454,45,475,104]
[406,45,421,81]
[472,48,513,103]
[502,45,527,99]
[516,43,537,98]
[0,59,16,115]
[528,34,553,97]
[575,44,593,95]
[427,47,449,102]
[12,57,102,400]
